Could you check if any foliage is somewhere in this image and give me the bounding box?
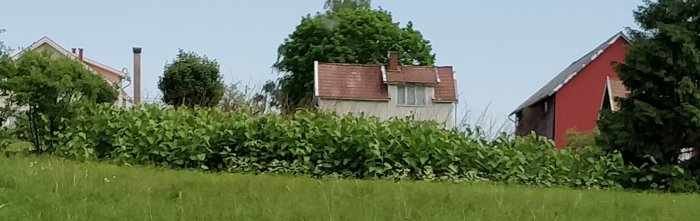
[0,128,33,157]
[54,104,624,189]
[0,51,117,152]
[565,128,598,150]
[274,6,435,112]
[219,83,266,114]
[158,49,224,108]
[324,0,371,12]
[597,0,700,191]
[0,28,9,56]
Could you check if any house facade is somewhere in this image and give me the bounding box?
[511,32,630,148]
[314,51,458,127]
[11,36,132,106]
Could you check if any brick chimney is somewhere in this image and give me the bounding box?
[78,48,84,61]
[388,51,399,71]
[71,48,76,54]
[133,47,142,105]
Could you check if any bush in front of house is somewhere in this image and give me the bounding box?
[51,104,627,190]
[0,51,117,153]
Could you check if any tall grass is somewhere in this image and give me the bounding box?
[456,103,514,140]
[0,155,697,221]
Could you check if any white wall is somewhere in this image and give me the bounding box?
[318,85,455,128]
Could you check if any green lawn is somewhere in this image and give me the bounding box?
[0,156,698,221]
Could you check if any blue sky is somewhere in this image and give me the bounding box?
[0,0,643,126]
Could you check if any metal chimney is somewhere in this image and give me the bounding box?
[132,47,142,105]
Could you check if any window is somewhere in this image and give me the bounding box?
[397,85,426,106]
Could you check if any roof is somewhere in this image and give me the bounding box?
[385,66,439,84]
[314,62,457,102]
[315,62,389,100]
[606,77,628,111]
[511,32,630,115]
[12,36,127,79]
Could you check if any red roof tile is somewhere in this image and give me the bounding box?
[316,63,457,102]
[385,66,438,84]
[434,67,457,102]
[316,63,389,100]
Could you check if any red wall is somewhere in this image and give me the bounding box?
[553,38,628,148]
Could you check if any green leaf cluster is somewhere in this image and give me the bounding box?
[54,104,625,189]
[0,51,117,152]
[159,50,224,107]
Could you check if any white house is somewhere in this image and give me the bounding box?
[314,51,458,127]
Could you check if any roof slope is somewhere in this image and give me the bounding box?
[315,62,457,102]
[316,63,389,100]
[511,32,630,115]
[433,67,457,102]
[12,36,126,79]
[385,66,439,84]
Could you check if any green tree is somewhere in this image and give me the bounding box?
[597,0,700,177]
[0,51,117,152]
[159,49,224,107]
[274,5,435,113]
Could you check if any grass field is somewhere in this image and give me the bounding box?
[0,156,698,220]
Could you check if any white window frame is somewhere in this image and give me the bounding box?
[397,85,427,106]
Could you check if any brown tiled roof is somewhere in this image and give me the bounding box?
[316,63,389,100]
[316,62,457,102]
[607,78,629,111]
[434,67,457,102]
[386,66,438,84]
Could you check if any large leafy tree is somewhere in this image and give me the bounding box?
[159,49,224,107]
[0,51,117,151]
[274,1,435,112]
[598,0,700,172]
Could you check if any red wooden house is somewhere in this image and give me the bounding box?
[511,32,630,148]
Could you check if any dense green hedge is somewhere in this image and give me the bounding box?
[47,104,628,189]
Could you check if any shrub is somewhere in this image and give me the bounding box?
[158,50,224,107]
[0,51,117,152]
[53,104,626,189]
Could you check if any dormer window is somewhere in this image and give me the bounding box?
[397,85,426,106]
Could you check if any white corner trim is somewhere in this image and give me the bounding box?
[606,76,615,111]
[609,34,621,45]
[562,72,576,85]
[552,84,563,92]
[11,36,70,60]
[314,61,319,97]
[590,49,604,61]
[434,67,441,83]
[381,65,387,82]
[453,75,458,103]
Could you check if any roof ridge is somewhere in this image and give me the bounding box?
[13,36,126,79]
[317,62,383,67]
[82,57,127,77]
[318,62,452,69]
